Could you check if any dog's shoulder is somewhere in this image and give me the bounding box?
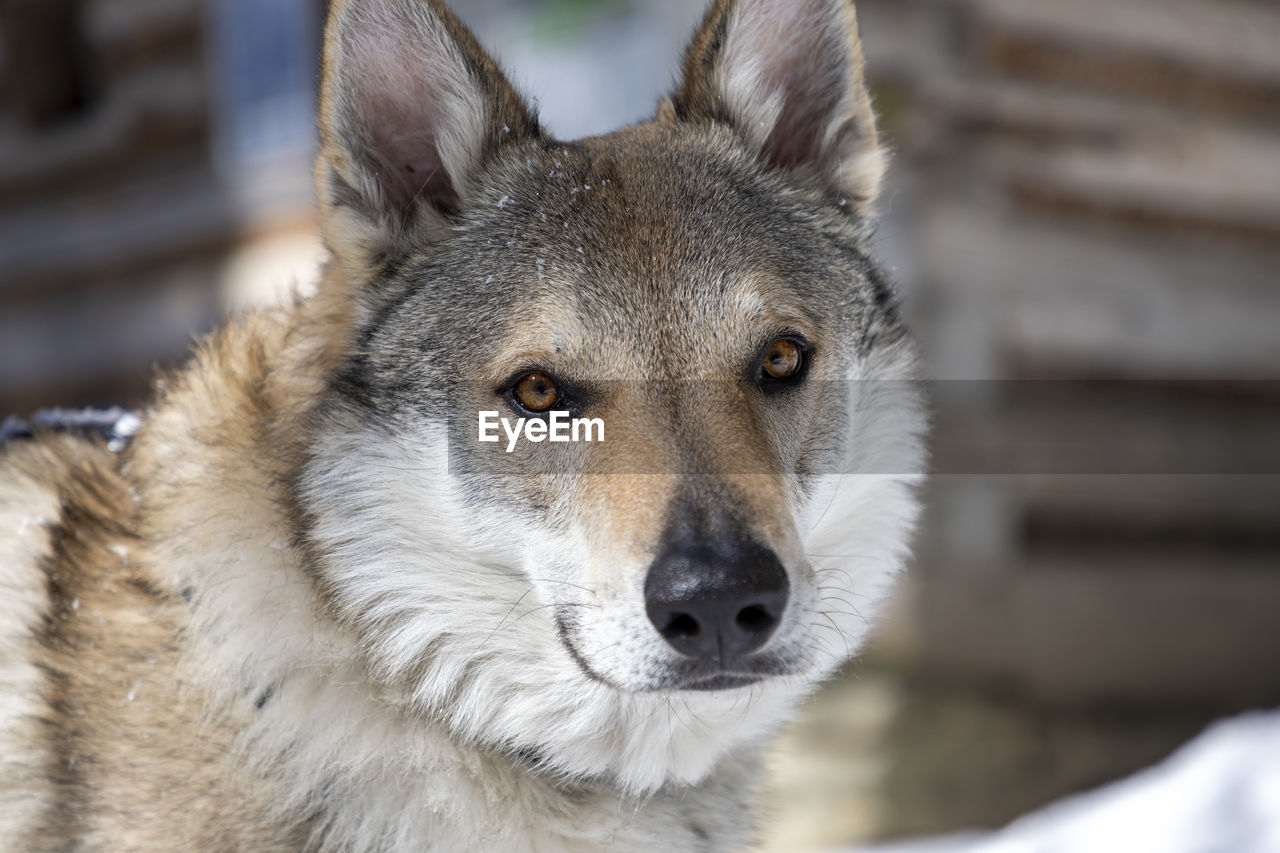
[1,415,143,621]
[0,427,124,631]
[0,417,310,849]
[0,429,126,848]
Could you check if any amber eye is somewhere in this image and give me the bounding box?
[513,372,561,412]
[762,338,805,380]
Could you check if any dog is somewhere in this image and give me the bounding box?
[0,0,925,849]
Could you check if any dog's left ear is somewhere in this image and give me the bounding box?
[670,0,885,213]
[316,0,540,265]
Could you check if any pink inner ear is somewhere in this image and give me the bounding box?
[731,0,853,170]
[366,124,458,217]
[764,46,846,168]
[338,6,468,220]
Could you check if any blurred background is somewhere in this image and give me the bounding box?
[1,0,1278,849]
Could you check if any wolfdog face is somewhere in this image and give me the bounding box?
[298,0,924,792]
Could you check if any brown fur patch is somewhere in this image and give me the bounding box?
[1,431,305,849]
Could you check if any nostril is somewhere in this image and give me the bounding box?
[644,530,790,661]
[735,604,775,634]
[659,612,701,640]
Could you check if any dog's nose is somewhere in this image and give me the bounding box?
[644,537,789,662]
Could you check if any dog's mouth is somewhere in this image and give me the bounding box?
[554,608,802,693]
[650,653,801,692]
[675,673,766,691]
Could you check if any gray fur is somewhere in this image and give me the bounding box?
[0,0,925,849]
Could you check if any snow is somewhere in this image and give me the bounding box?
[844,711,1280,853]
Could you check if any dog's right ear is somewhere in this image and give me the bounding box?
[317,0,540,264]
[670,0,885,215]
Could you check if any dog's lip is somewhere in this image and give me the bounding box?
[672,673,766,692]
[553,608,797,693]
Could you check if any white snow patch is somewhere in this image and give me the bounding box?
[114,413,143,437]
[18,515,46,533]
[845,711,1280,853]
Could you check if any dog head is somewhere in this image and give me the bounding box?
[299,0,924,792]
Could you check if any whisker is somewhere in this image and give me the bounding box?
[806,476,845,535]
[809,554,884,560]
[472,586,535,655]
[815,612,852,657]
[505,601,598,629]
[815,580,877,602]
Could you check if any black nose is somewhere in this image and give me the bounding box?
[644,536,789,663]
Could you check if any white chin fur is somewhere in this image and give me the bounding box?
[298,422,803,794]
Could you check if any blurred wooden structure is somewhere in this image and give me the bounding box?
[2,0,1278,845]
[0,0,321,415]
[835,0,1280,839]
[864,0,1280,704]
